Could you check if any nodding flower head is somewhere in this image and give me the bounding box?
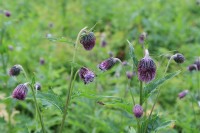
[12,84,28,100]
[194,57,200,71]
[126,71,135,79]
[178,90,189,99]
[98,57,121,71]
[173,53,185,64]
[138,49,156,83]
[80,32,96,50]
[139,32,147,44]
[79,67,95,84]
[133,104,143,118]
[4,11,11,17]
[35,82,41,90]
[187,64,198,72]
[9,65,22,76]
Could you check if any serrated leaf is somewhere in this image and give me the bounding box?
[143,70,181,103]
[127,40,138,68]
[36,90,64,113]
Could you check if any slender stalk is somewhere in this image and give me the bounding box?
[29,83,46,133]
[139,81,143,105]
[59,27,87,133]
[137,119,140,133]
[145,55,173,132]
[21,68,45,132]
[127,80,135,105]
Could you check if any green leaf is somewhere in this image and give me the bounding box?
[127,40,138,68]
[36,90,64,113]
[155,120,175,131]
[143,70,181,103]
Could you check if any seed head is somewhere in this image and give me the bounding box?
[139,32,147,44]
[133,104,143,118]
[178,90,189,99]
[12,84,28,100]
[173,53,185,64]
[80,32,96,50]
[138,49,156,83]
[187,64,198,72]
[98,57,121,71]
[194,57,200,71]
[5,11,11,17]
[35,82,41,90]
[9,65,22,76]
[79,67,95,84]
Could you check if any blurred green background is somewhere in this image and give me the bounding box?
[0,0,200,133]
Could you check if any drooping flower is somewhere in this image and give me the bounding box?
[194,57,200,71]
[139,32,147,44]
[40,58,45,65]
[133,104,143,118]
[187,64,198,72]
[178,90,189,99]
[35,82,41,90]
[79,67,95,84]
[12,84,28,100]
[173,53,185,64]
[98,57,121,71]
[80,32,96,50]
[138,49,156,83]
[9,65,22,76]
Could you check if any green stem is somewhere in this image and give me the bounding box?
[140,81,143,105]
[21,68,45,132]
[137,119,140,133]
[29,83,46,133]
[128,80,135,105]
[59,27,87,133]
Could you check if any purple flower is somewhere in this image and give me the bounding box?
[40,58,45,65]
[133,104,143,118]
[5,11,11,17]
[139,32,147,44]
[80,32,96,50]
[126,71,135,79]
[35,82,41,90]
[9,65,22,76]
[98,57,121,71]
[173,53,185,64]
[122,61,128,66]
[138,49,156,83]
[12,84,28,100]
[187,64,198,72]
[178,90,189,99]
[79,67,95,84]
[194,57,200,71]
[100,33,107,47]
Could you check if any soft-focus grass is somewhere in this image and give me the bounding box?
[0,0,200,132]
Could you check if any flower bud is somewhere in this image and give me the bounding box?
[100,33,107,47]
[40,58,45,65]
[4,11,11,17]
[126,71,134,79]
[80,32,96,50]
[79,67,95,84]
[122,61,128,66]
[187,64,198,72]
[35,82,41,90]
[12,84,28,100]
[133,104,143,118]
[194,57,200,71]
[173,53,185,64]
[139,32,147,44]
[178,90,189,99]
[98,57,121,71]
[138,49,156,83]
[9,65,22,76]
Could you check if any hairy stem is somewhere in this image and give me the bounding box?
[59,27,87,133]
